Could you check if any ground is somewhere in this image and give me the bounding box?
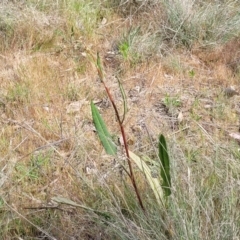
[0,1,240,239]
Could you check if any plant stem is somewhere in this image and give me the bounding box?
[96,53,145,211]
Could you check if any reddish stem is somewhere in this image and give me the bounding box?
[94,53,145,211]
[102,82,145,211]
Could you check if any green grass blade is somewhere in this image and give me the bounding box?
[91,101,117,156]
[159,134,171,197]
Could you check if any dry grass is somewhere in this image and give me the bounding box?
[0,0,240,239]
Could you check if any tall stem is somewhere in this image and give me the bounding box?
[96,53,145,211]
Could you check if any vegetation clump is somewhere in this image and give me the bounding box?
[0,0,240,239]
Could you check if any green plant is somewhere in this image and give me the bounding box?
[119,41,130,60]
[188,69,195,78]
[164,94,181,108]
[90,52,172,211]
[90,52,145,211]
[15,152,51,183]
[118,27,142,64]
[7,82,30,104]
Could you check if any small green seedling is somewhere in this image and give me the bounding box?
[164,95,181,108]
[119,41,130,59]
[189,69,196,78]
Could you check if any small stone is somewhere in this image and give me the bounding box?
[224,86,239,97]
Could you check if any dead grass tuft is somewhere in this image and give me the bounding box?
[194,37,240,77]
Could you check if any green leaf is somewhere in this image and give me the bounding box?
[91,101,117,156]
[116,76,128,123]
[159,134,171,197]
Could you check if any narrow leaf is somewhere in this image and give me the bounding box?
[117,76,128,123]
[159,134,171,196]
[129,150,164,207]
[91,101,117,156]
[52,196,111,219]
[97,52,102,71]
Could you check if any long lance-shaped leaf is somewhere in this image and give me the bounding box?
[159,134,171,197]
[129,151,164,207]
[91,101,117,156]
